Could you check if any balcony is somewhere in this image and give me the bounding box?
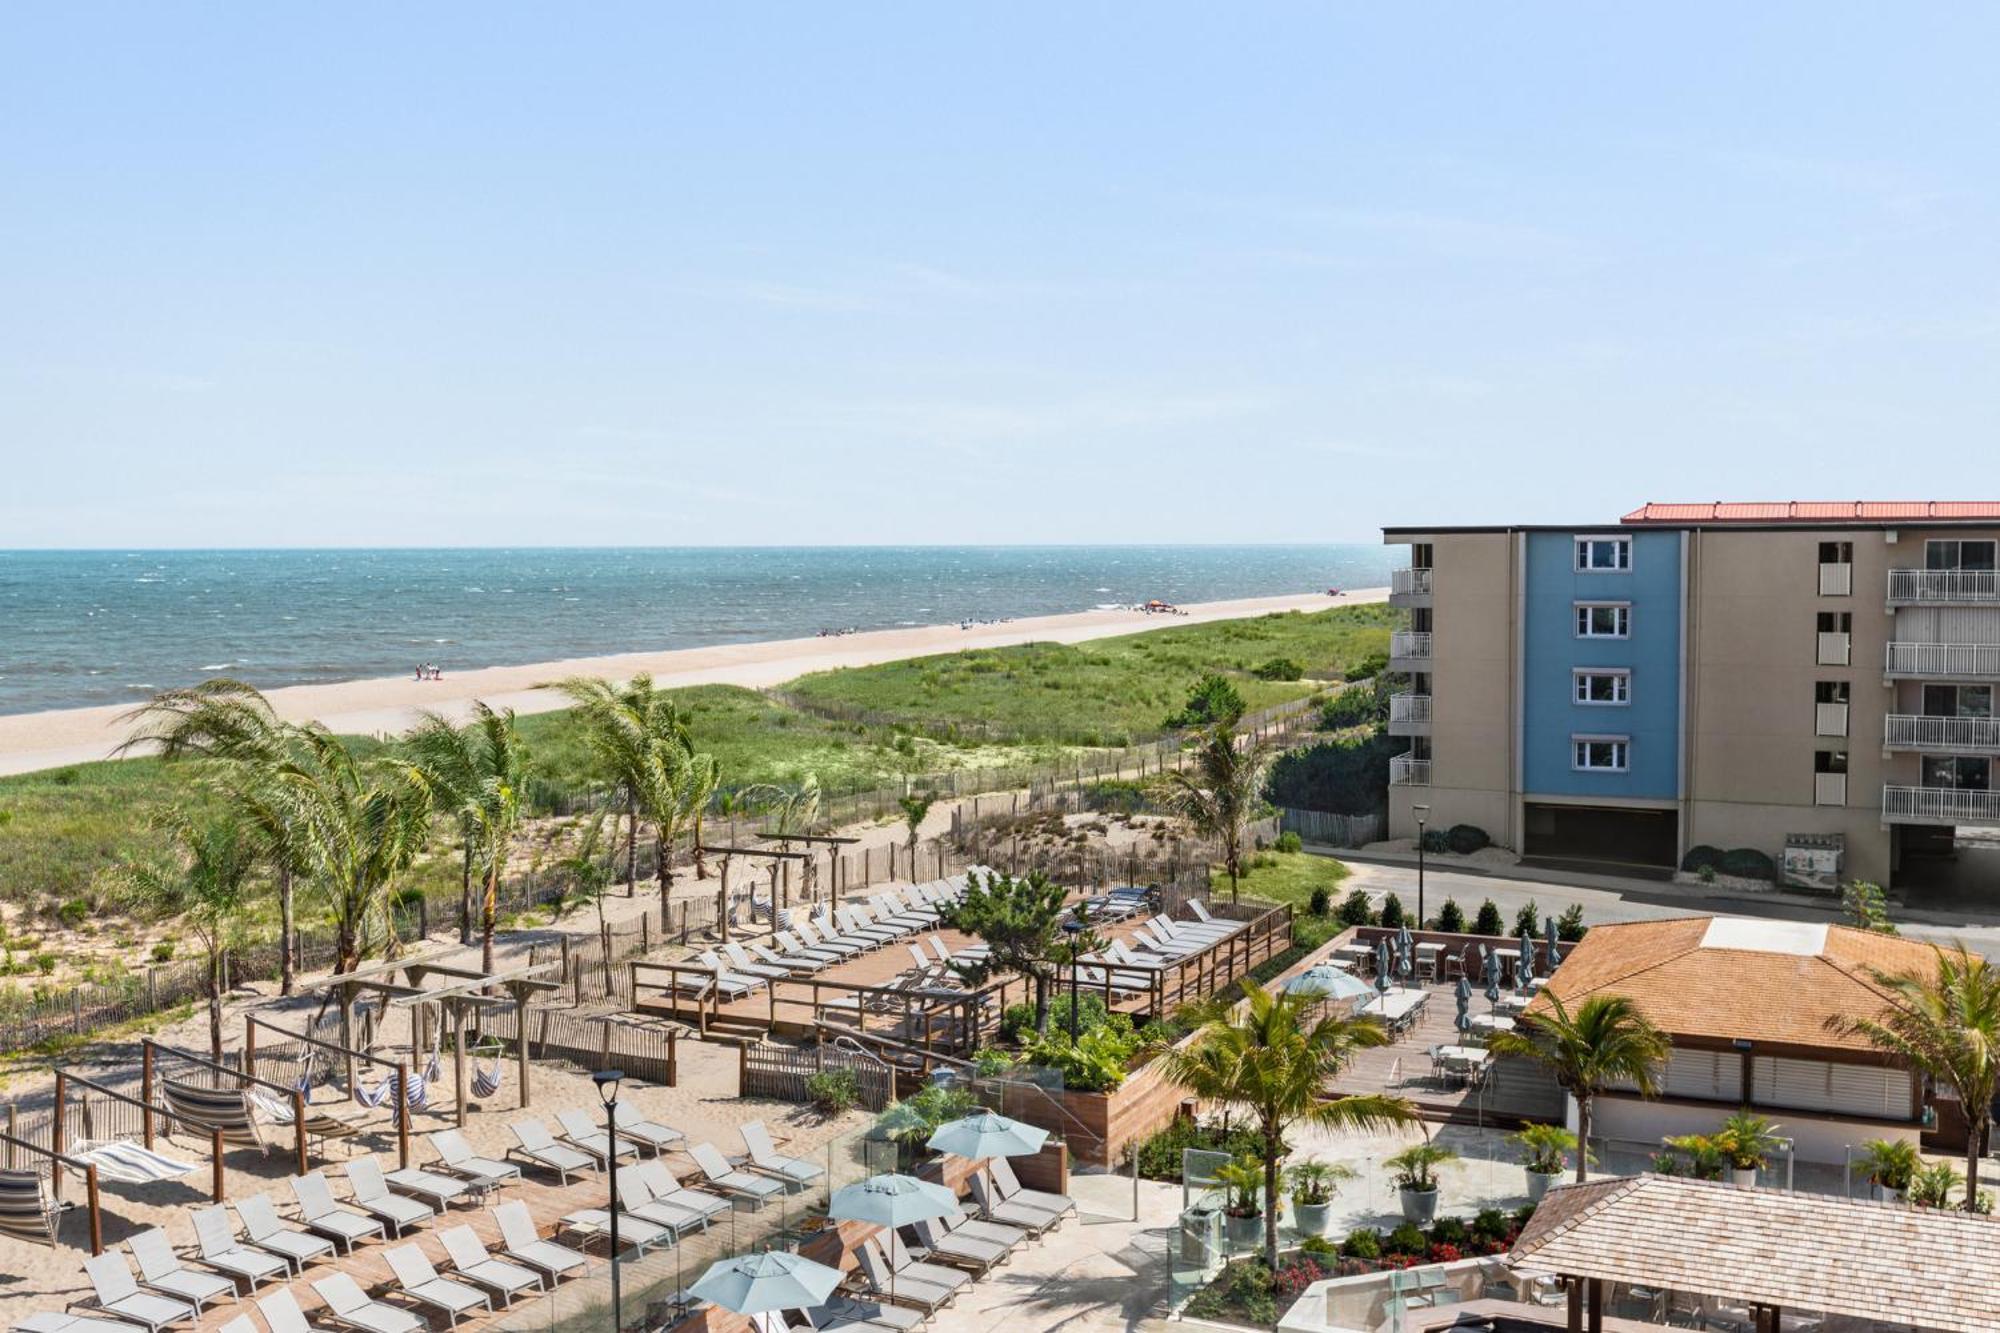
[1388,630,1432,671]
[1884,642,2000,679]
[1387,692,1432,736]
[1887,568,2000,605]
[1884,713,2000,753]
[1389,567,1433,608]
[1389,753,1431,786]
[1882,784,2000,827]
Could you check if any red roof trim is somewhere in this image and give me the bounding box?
[1622,501,2000,526]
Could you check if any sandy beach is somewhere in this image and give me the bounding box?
[0,588,1386,777]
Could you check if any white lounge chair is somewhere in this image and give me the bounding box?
[614,1171,708,1236]
[507,1119,595,1184]
[190,1206,288,1289]
[493,1200,588,1282]
[740,1121,824,1185]
[342,1159,434,1236]
[610,1102,687,1156]
[126,1229,233,1315]
[310,1272,425,1333]
[880,1230,975,1293]
[854,1237,956,1313]
[719,943,792,982]
[559,1204,670,1257]
[383,1244,493,1326]
[428,1129,522,1189]
[288,1172,387,1252]
[556,1109,637,1166]
[688,1142,784,1207]
[13,1314,156,1333]
[906,1215,1005,1272]
[254,1286,340,1333]
[437,1225,543,1305]
[234,1193,335,1275]
[990,1155,1076,1217]
[635,1160,732,1225]
[753,940,826,975]
[789,920,863,959]
[78,1253,194,1333]
[772,931,842,967]
[371,1152,471,1211]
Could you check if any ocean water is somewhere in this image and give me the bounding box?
[0,545,1396,716]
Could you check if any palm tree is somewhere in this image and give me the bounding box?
[539,674,691,895]
[117,810,260,1061]
[119,680,312,994]
[553,807,620,990]
[1153,719,1274,902]
[404,703,528,974]
[1827,943,2000,1211]
[1487,993,1672,1183]
[1159,981,1416,1271]
[683,754,722,880]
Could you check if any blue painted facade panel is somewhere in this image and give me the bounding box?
[1521,530,1682,799]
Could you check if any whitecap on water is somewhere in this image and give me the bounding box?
[200,663,233,671]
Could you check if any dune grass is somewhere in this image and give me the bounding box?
[1210,849,1351,909]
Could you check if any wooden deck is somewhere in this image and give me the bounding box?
[1326,978,1564,1127]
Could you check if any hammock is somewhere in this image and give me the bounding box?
[0,1169,69,1247]
[470,1043,504,1101]
[66,1139,196,1185]
[355,1067,428,1112]
[247,1087,362,1149]
[159,1078,272,1150]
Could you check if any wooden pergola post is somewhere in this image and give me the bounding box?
[141,1042,156,1149]
[1587,1277,1603,1333]
[451,999,468,1129]
[1566,1276,1583,1333]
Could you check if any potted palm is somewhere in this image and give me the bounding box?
[1213,1158,1269,1248]
[1513,1123,1577,1202]
[1714,1110,1780,1189]
[1859,1138,1920,1204]
[1661,1133,1727,1182]
[1285,1159,1355,1237]
[1909,1160,1960,1209]
[1385,1142,1457,1224]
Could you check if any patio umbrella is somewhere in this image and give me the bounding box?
[1454,976,1473,1033]
[690,1251,842,1316]
[1518,929,1535,985]
[1544,916,1561,971]
[1396,926,1415,979]
[827,1174,962,1306]
[1374,937,1392,993]
[1283,965,1373,1009]
[926,1112,1049,1163]
[1483,947,1501,1006]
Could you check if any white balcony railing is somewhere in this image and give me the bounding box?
[1818,563,1853,596]
[1814,772,1848,806]
[1390,567,1434,597]
[1882,784,2000,826]
[1884,642,2000,678]
[1389,754,1431,786]
[1815,702,1849,738]
[1887,568,2000,604]
[1884,714,2000,752]
[1817,631,1851,667]
[1388,693,1433,724]
[1389,631,1433,660]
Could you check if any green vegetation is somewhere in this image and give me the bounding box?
[1264,731,1399,816]
[1160,714,1277,901]
[1208,850,1349,910]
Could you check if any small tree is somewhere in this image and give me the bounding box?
[1555,904,1587,942]
[1335,889,1375,927]
[1378,893,1406,929]
[1488,994,1672,1183]
[1842,881,1898,935]
[898,794,934,854]
[939,869,1071,1034]
[1165,674,1246,730]
[1471,900,1505,936]
[119,811,259,1062]
[1435,899,1466,933]
[1513,900,1541,938]
[1154,720,1274,902]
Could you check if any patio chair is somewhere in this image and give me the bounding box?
[382,1243,493,1326]
[853,1238,956,1313]
[989,1155,1075,1218]
[189,1205,289,1289]
[255,1286,343,1333]
[507,1119,595,1184]
[78,1252,196,1333]
[437,1224,543,1305]
[372,1152,471,1211]
[614,1171,710,1236]
[688,1142,785,1208]
[235,1192,336,1274]
[610,1101,688,1156]
[309,1272,425,1333]
[967,1172,1058,1233]
[126,1228,234,1315]
[740,1120,825,1185]
[289,1172,388,1252]
[493,1200,589,1282]
[634,1160,732,1225]
[556,1109,638,1166]
[427,1129,522,1190]
[341,1158,435,1235]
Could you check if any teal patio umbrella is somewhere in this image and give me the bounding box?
[690,1251,842,1317]
[927,1112,1049,1224]
[827,1174,961,1305]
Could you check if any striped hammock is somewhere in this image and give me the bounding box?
[159,1078,269,1150]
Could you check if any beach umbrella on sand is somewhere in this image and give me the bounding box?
[1545,916,1562,971]
[1374,938,1392,995]
[828,1174,961,1306]
[690,1251,842,1317]
[1454,976,1473,1033]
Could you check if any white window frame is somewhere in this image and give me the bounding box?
[1574,536,1632,572]
[1573,669,1632,706]
[1572,735,1631,772]
[1574,602,1632,639]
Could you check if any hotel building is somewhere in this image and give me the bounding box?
[1382,501,2000,889]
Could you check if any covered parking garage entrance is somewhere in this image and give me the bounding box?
[1523,802,1679,869]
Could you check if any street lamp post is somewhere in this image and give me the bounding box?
[1061,919,1085,1044]
[592,1068,626,1330]
[1412,805,1431,929]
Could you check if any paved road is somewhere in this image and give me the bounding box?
[1323,851,2000,959]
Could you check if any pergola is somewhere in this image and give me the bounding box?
[752,831,859,905]
[392,960,560,1123]
[696,844,814,939]
[296,950,442,1092]
[1510,1174,2000,1333]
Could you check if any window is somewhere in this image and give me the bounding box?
[1574,536,1632,571]
[1926,539,1997,572]
[1409,607,1432,632]
[1814,750,1848,775]
[1815,681,1850,705]
[1573,670,1631,705]
[1923,756,1991,791]
[1817,611,1851,634]
[1575,602,1631,638]
[1818,541,1853,565]
[1572,736,1630,771]
[1410,542,1434,570]
[1923,684,1992,718]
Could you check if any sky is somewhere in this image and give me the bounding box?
[5,5,2000,548]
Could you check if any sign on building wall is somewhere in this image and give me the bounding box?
[1781,833,1844,893]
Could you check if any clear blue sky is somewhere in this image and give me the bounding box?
[5,5,1997,547]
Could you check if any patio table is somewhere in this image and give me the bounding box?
[1359,987,1428,1032]
[1467,1013,1517,1040]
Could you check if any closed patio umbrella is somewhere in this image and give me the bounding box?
[1483,947,1501,1006]
[690,1251,842,1316]
[1374,937,1392,994]
[1517,929,1535,985]
[1454,976,1473,1033]
[1544,916,1561,971]
[1396,926,1414,979]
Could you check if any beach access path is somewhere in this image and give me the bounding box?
[0,588,1385,777]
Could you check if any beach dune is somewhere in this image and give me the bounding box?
[0,588,1387,776]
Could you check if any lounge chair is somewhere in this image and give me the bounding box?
[610,1102,687,1156]
[912,1210,1026,1270]
[881,1231,975,1294]
[789,920,863,959]
[817,910,891,948]
[309,1272,425,1333]
[967,1172,1058,1233]
[437,1225,543,1305]
[691,951,769,996]
[234,1193,335,1274]
[752,940,825,975]
[634,1160,732,1225]
[428,1129,522,1189]
[493,1200,588,1282]
[796,1296,926,1333]
[740,1121,824,1185]
[78,1252,195,1333]
[1185,901,1248,934]
[555,1109,637,1166]
[383,1244,493,1326]
[845,904,909,941]
[289,1172,387,1252]
[772,931,842,967]
[866,896,929,933]
[614,1172,709,1236]
[990,1155,1076,1218]
[376,1154,472,1211]
[14,1314,155,1333]
[254,1286,342,1333]
[126,1229,234,1315]
[342,1159,435,1236]
[507,1119,595,1184]
[853,1237,957,1313]
[688,1142,785,1208]
[719,943,793,982]
[190,1206,288,1289]
[906,1215,1005,1272]
[559,1204,670,1258]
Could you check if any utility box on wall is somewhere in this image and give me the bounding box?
[1781,833,1844,893]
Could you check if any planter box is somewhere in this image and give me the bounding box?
[984,1050,1188,1167]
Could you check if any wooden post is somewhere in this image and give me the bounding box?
[141,1043,155,1149]
[4,1105,14,1168]
[640,914,650,955]
[515,996,532,1109]
[244,1015,258,1080]
[338,987,357,1096]
[737,1042,748,1096]
[291,1090,309,1176]
[1587,1278,1603,1333]
[85,1164,102,1255]
[452,1001,468,1130]
[210,1126,225,1202]
[51,1070,65,1195]
[1566,1277,1583,1333]
[666,1027,678,1087]
[397,1057,411,1169]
